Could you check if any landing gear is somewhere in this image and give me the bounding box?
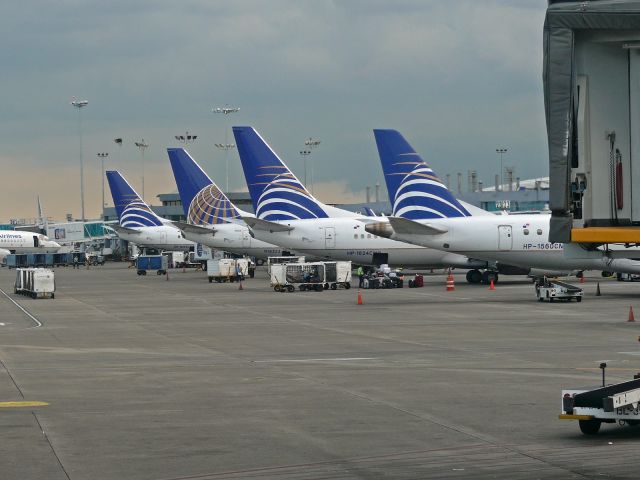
[465,269,482,284]
[481,271,498,285]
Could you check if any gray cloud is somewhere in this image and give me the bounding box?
[1,0,548,220]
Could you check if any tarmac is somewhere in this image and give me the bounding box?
[1,264,640,479]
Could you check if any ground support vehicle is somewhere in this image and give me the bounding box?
[14,268,55,299]
[136,255,168,276]
[324,261,352,290]
[535,278,583,302]
[617,273,640,282]
[206,258,249,283]
[270,262,326,292]
[86,253,105,266]
[560,377,640,435]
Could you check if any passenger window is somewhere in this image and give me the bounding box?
[361,234,365,239]
[354,234,358,239]
[367,234,371,238]
[523,229,529,235]
[537,229,543,235]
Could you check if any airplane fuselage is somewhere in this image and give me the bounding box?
[181,224,306,260]
[0,231,61,254]
[118,225,193,251]
[250,217,481,268]
[387,214,640,274]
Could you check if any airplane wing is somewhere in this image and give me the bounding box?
[241,216,294,232]
[388,216,448,235]
[172,221,216,235]
[111,225,141,235]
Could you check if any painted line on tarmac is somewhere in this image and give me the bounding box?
[0,401,49,408]
[0,288,43,328]
[255,357,376,363]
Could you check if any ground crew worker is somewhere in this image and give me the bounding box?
[357,265,364,288]
[73,254,79,269]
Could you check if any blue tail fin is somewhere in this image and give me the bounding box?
[106,171,164,227]
[167,148,241,225]
[233,126,329,220]
[374,129,471,220]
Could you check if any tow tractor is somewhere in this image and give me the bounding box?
[560,364,640,435]
[535,277,583,302]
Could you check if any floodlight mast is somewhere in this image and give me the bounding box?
[135,139,149,200]
[71,97,88,222]
[303,137,321,194]
[213,105,240,192]
[97,153,109,215]
[496,148,508,191]
[175,131,198,144]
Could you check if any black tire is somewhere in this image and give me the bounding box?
[324,283,329,290]
[466,269,482,284]
[274,286,281,292]
[141,271,147,276]
[579,419,601,435]
[577,297,582,302]
[538,297,544,302]
[287,285,295,292]
[344,282,351,290]
[315,284,323,292]
[300,285,307,291]
[330,283,337,290]
[51,293,55,299]
[208,278,213,283]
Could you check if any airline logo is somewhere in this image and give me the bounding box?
[120,200,163,228]
[188,184,241,225]
[388,158,470,219]
[252,167,328,220]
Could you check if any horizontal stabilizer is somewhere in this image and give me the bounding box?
[112,225,142,235]
[388,216,448,235]
[173,221,216,235]
[241,216,294,233]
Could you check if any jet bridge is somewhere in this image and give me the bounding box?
[545,1,640,250]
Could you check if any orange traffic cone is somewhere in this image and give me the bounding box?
[446,272,455,291]
[357,289,363,305]
[629,306,635,322]
[489,279,496,291]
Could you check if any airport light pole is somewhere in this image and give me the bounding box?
[97,153,109,216]
[175,131,198,144]
[496,148,508,191]
[71,97,88,222]
[299,150,311,187]
[135,139,149,200]
[213,105,240,192]
[304,137,321,194]
[214,143,236,192]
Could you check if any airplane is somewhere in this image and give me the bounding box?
[166,147,308,262]
[231,126,486,269]
[365,129,640,282]
[212,106,240,115]
[106,171,193,252]
[0,230,61,260]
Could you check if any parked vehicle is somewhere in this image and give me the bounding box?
[14,268,55,299]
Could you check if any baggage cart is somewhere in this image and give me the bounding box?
[136,255,168,276]
[207,258,246,283]
[270,262,326,292]
[324,261,352,290]
[14,268,55,299]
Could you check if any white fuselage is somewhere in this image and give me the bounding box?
[388,214,640,274]
[250,217,480,268]
[0,231,61,254]
[118,225,193,251]
[181,223,306,259]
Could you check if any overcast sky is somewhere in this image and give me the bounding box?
[1,0,548,222]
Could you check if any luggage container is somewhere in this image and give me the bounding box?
[267,256,305,275]
[207,258,245,283]
[14,268,55,299]
[136,255,168,276]
[4,254,28,269]
[324,261,352,290]
[408,274,424,288]
[270,262,326,292]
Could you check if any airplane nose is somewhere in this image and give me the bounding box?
[364,222,394,239]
